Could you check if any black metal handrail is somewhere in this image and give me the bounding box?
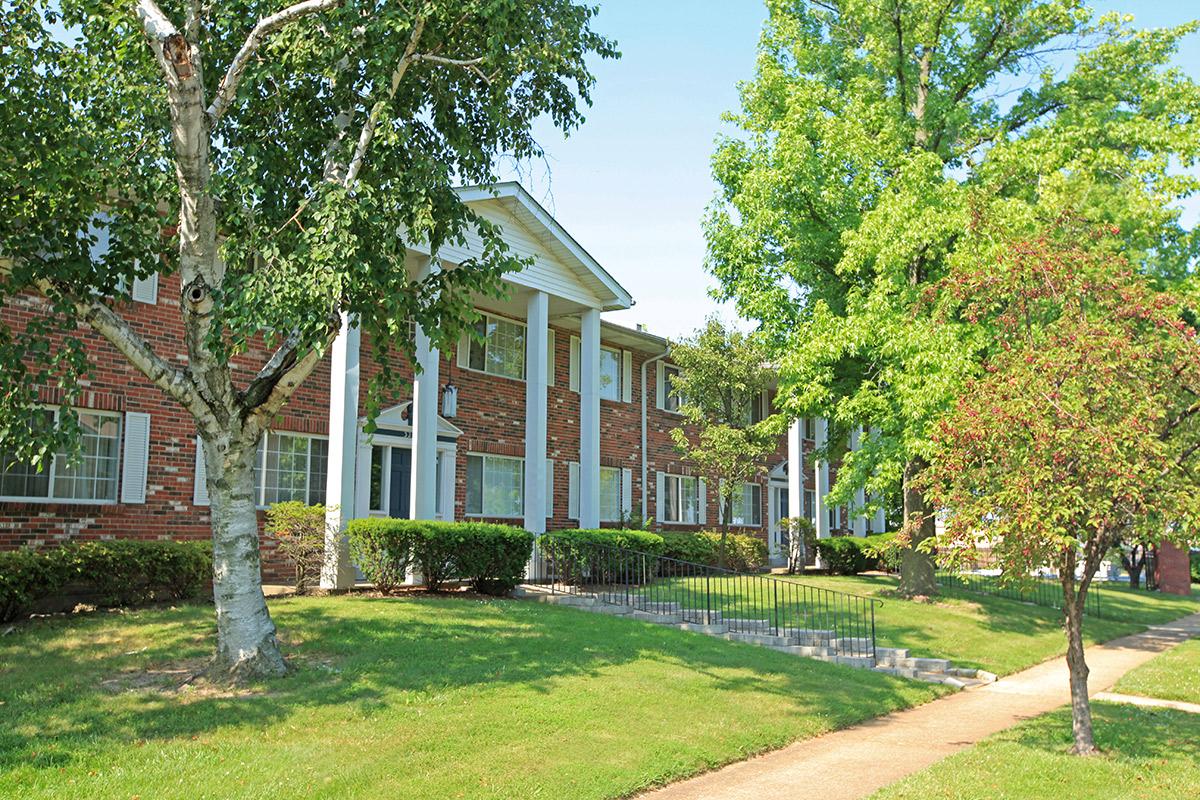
[529,539,880,659]
[935,568,1103,617]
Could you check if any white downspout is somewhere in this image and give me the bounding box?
[641,348,670,527]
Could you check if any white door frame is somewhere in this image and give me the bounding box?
[767,478,789,566]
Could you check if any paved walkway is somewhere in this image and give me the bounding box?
[638,612,1200,800]
[1094,691,1200,714]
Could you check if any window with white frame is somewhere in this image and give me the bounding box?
[259,432,327,506]
[599,465,622,521]
[0,409,121,502]
[466,453,524,517]
[804,490,816,523]
[662,473,700,524]
[599,346,621,401]
[662,364,682,413]
[724,482,762,527]
[467,314,526,380]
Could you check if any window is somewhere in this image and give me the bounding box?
[0,409,121,503]
[724,482,762,527]
[663,473,700,524]
[599,465,622,522]
[805,490,816,523]
[828,504,843,531]
[735,391,765,426]
[599,346,622,401]
[803,418,816,441]
[260,432,327,506]
[468,315,525,380]
[466,454,524,517]
[662,365,682,413]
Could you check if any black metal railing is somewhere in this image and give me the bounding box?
[935,568,1103,617]
[529,539,880,659]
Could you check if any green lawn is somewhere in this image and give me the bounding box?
[648,574,1200,675]
[870,702,1200,800]
[1113,637,1200,704]
[0,594,945,800]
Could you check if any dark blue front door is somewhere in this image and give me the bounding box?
[388,448,412,518]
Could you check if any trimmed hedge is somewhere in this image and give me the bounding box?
[815,536,873,575]
[0,540,213,623]
[540,529,768,572]
[347,519,533,594]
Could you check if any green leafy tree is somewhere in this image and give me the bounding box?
[705,0,1200,596]
[0,0,615,677]
[923,225,1200,754]
[668,318,778,568]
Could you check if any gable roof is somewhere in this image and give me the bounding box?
[455,182,633,312]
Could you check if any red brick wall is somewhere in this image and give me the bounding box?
[1,286,815,576]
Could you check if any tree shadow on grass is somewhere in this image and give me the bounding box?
[1004,702,1200,762]
[0,594,938,775]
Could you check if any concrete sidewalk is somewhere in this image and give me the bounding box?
[638,612,1200,800]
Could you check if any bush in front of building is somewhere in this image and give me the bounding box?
[0,540,213,622]
[346,520,533,595]
[814,536,873,575]
[542,529,769,573]
[264,502,329,595]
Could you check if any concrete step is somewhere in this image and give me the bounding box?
[723,618,777,632]
[770,644,836,658]
[875,656,952,673]
[589,603,634,616]
[678,622,730,636]
[628,609,683,624]
[632,600,683,614]
[782,628,835,643]
[831,655,876,669]
[830,637,873,652]
[876,647,911,660]
[725,631,795,647]
[680,609,723,624]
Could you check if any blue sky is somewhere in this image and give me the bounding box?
[499,1,1200,339]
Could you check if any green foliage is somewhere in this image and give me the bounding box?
[0,540,212,621]
[815,537,873,576]
[0,550,65,623]
[542,528,769,572]
[697,531,769,572]
[264,502,328,594]
[667,318,779,540]
[1190,549,1200,585]
[346,519,532,595]
[706,0,1200,515]
[780,517,817,573]
[861,532,900,571]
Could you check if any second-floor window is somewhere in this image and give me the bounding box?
[599,346,622,401]
[662,364,682,413]
[467,314,526,380]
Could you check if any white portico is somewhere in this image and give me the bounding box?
[321,183,633,588]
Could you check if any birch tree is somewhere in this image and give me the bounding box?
[0,0,615,678]
[705,0,1200,596]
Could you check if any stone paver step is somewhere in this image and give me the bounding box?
[770,644,836,658]
[725,631,794,647]
[875,656,952,673]
[628,609,684,624]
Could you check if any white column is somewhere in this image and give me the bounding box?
[871,426,887,532]
[321,312,360,590]
[851,427,868,537]
[410,258,439,521]
[524,291,549,535]
[578,307,601,528]
[786,419,804,559]
[814,417,831,539]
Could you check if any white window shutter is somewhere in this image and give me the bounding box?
[547,329,556,387]
[655,471,665,523]
[698,479,707,526]
[569,335,581,392]
[457,331,471,369]
[568,461,580,520]
[120,412,151,504]
[621,350,633,403]
[655,361,665,409]
[193,437,210,506]
[130,270,158,304]
[545,460,555,519]
[621,468,632,518]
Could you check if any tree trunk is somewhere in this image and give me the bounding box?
[898,456,937,596]
[718,495,732,570]
[1062,575,1097,755]
[205,434,288,679]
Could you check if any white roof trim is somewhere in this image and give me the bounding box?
[455,182,633,310]
[364,402,463,439]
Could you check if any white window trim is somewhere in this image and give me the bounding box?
[464,452,526,519]
[460,312,528,383]
[660,472,702,526]
[658,363,684,416]
[257,430,329,509]
[0,407,124,505]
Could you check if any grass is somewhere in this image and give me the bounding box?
[0,594,946,800]
[869,702,1200,799]
[1113,637,1200,704]
[641,573,1200,675]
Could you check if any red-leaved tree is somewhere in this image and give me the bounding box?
[922,222,1200,754]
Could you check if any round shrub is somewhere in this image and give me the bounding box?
[815,536,872,575]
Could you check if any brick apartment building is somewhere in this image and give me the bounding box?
[0,183,880,582]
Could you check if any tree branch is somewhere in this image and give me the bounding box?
[243,314,342,440]
[208,0,342,123]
